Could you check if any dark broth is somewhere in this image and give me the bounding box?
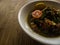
[27,3,60,38]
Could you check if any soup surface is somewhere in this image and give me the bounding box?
[27,2,60,38]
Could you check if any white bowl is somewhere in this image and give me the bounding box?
[18,1,60,44]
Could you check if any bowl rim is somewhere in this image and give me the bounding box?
[18,0,60,44]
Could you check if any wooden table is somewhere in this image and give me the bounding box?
[0,0,59,45]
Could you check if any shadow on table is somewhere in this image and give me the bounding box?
[17,26,47,45]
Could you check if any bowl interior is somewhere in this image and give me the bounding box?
[18,1,60,44]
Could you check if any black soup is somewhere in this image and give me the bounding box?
[27,2,60,38]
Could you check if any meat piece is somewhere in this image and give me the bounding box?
[56,23,60,28]
[32,10,42,18]
[45,18,56,26]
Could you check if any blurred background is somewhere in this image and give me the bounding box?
[0,0,60,45]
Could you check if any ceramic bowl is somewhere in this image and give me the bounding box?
[18,1,60,44]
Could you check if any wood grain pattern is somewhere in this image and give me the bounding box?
[1,0,60,45]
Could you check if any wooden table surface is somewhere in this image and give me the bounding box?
[0,0,59,45]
